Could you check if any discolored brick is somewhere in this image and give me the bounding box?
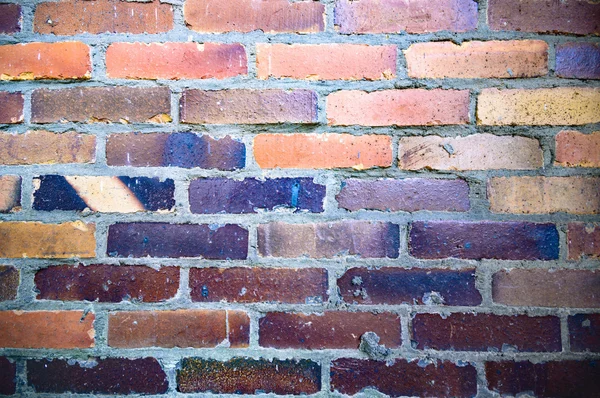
[569,314,600,352]
[410,221,559,260]
[0,175,21,213]
[190,267,328,304]
[0,357,16,395]
[556,42,600,79]
[0,266,19,301]
[0,3,20,34]
[259,311,401,349]
[555,130,600,168]
[412,313,561,352]
[177,357,321,394]
[228,311,250,348]
[0,91,23,123]
[35,264,179,303]
[568,223,600,260]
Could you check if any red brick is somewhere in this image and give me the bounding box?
[228,311,250,348]
[555,130,600,168]
[568,223,600,260]
[0,357,16,395]
[259,311,401,349]
[106,42,247,80]
[0,3,20,34]
[0,91,23,124]
[569,314,600,352]
[0,266,18,301]
[0,175,21,213]
[327,89,469,126]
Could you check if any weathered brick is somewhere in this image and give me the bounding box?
[331,358,477,397]
[0,131,95,165]
[569,314,600,352]
[189,178,325,214]
[177,358,321,394]
[106,132,245,170]
[228,311,251,348]
[336,178,470,212]
[0,175,20,213]
[184,0,324,33]
[34,0,173,35]
[486,361,600,397]
[257,44,396,80]
[35,264,179,303]
[0,311,94,349]
[258,221,399,258]
[410,221,559,260]
[33,175,175,212]
[190,267,328,304]
[339,268,481,306]
[412,313,561,352]
[0,221,96,259]
[106,42,247,80]
[0,357,16,395]
[0,91,23,123]
[488,176,600,214]
[488,0,600,35]
[31,87,171,124]
[327,89,470,126]
[493,269,600,308]
[405,40,548,78]
[107,223,248,259]
[254,133,392,170]
[477,87,600,125]
[334,0,477,34]
[0,42,90,80]
[556,42,600,79]
[259,311,401,349]
[108,310,248,348]
[180,89,317,124]
[0,3,20,34]
[555,130,600,168]
[28,358,168,395]
[568,223,600,260]
[0,266,18,301]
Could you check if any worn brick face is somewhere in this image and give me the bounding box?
[0,3,20,34]
[0,175,21,213]
[555,130,600,168]
[0,266,19,301]
[568,223,600,260]
[0,91,23,123]
[0,357,16,395]
[0,131,95,165]
[556,42,600,79]
[569,314,600,352]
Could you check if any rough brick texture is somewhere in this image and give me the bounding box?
[0,266,19,301]
[0,91,23,123]
[555,130,600,168]
[0,3,20,34]
[0,175,21,213]
[569,314,600,352]
[0,131,95,165]
[556,42,600,80]
[568,223,600,260]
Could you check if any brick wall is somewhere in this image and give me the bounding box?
[0,0,599,396]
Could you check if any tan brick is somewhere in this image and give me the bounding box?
[555,130,600,168]
[0,176,20,212]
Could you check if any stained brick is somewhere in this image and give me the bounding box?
[259,311,401,349]
[0,91,23,123]
[258,221,399,258]
[0,357,16,395]
[0,3,20,34]
[0,175,21,213]
[412,313,561,352]
[555,130,600,168]
[569,314,600,352]
[409,221,559,260]
[35,264,179,303]
[0,266,18,301]
[556,42,600,79]
[568,223,600,260]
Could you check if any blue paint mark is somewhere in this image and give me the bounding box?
[465,242,471,249]
[201,285,209,298]
[291,181,300,208]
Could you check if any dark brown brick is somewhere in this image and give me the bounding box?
[35,264,179,303]
[0,3,20,34]
[0,266,18,301]
[568,223,600,260]
[0,357,16,395]
[0,91,23,124]
[228,311,251,348]
[569,314,600,352]
[412,313,561,352]
[331,358,477,397]
[259,311,401,349]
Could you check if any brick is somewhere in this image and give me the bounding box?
[33,175,175,212]
[0,311,94,349]
[228,311,250,348]
[35,264,179,303]
[334,0,477,34]
[569,314,600,352]
[108,310,248,348]
[190,267,328,304]
[405,40,548,79]
[31,87,171,124]
[0,221,96,259]
[0,131,95,165]
[339,268,481,306]
[493,269,600,308]
[259,311,401,349]
[0,42,90,81]
[327,89,469,126]
[477,87,600,125]
[556,43,600,79]
[106,132,245,170]
[488,176,600,214]
[0,3,20,34]
[486,361,600,397]
[555,130,600,168]
[0,91,23,123]
[0,357,16,395]
[177,358,321,394]
[488,0,600,35]
[410,221,559,260]
[0,266,18,302]
[256,44,396,80]
[180,89,317,124]
[0,175,20,213]
[107,223,248,259]
[106,42,247,80]
[331,358,477,397]
[337,178,470,212]
[568,223,600,260]
[189,178,325,214]
[258,221,399,258]
[254,133,392,169]
[184,0,324,33]
[34,0,173,35]
[412,313,561,352]
[28,358,168,395]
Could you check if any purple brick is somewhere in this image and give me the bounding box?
[0,357,16,395]
[556,43,600,79]
[0,3,20,34]
[0,91,23,124]
[569,314,600,352]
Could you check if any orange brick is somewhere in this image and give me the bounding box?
[555,130,600,168]
[254,134,392,169]
[0,131,95,165]
[0,176,20,213]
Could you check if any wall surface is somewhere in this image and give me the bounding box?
[0,0,599,396]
